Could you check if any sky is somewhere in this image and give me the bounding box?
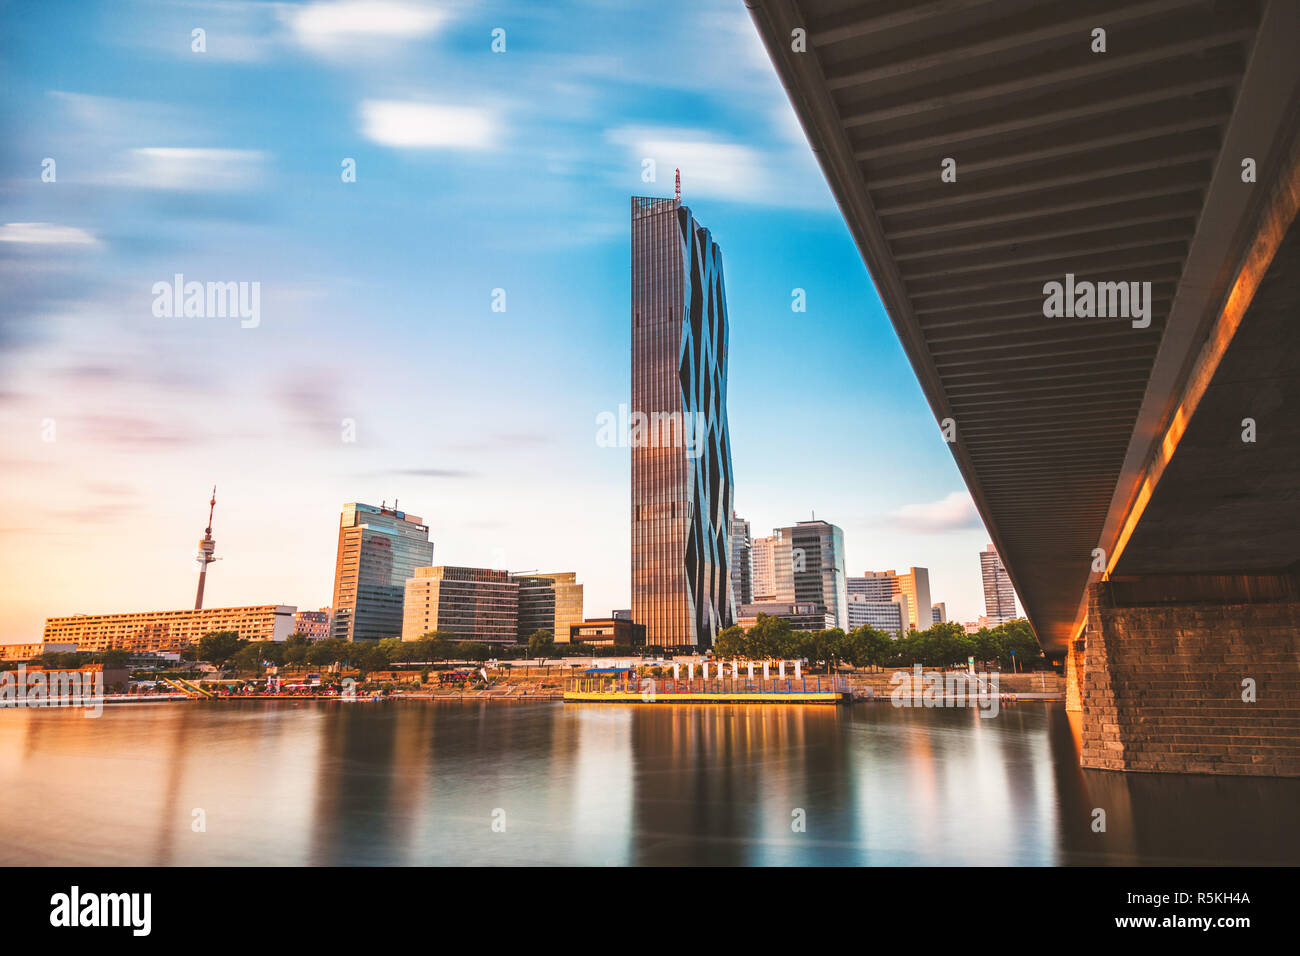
[0,0,1017,641]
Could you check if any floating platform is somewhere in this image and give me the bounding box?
[564,675,851,705]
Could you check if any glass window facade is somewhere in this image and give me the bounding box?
[630,197,735,648]
[331,503,435,642]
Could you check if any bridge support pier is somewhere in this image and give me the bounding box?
[1080,576,1300,776]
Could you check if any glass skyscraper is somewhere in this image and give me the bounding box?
[776,520,848,632]
[330,502,434,641]
[630,196,735,648]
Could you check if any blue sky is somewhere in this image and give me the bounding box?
[0,0,1011,639]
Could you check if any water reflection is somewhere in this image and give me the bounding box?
[1,701,1296,866]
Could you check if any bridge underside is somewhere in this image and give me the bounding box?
[749,0,1300,774]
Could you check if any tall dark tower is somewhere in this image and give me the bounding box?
[630,193,735,648]
[194,486,217,610]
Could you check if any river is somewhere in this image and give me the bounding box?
[1,700,1296,865]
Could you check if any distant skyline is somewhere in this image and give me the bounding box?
[1,0,1008,641]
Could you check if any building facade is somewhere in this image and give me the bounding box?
[402,566,519,644]
[849,568,932,632]
[294,608,331,641]
[43,605,296,653]
[932,602,947,624]
[752,531,795,602]
[0,642,77,662]
[736,601,836,632]
[569,617,647,647]
[630,196,735,649]
[513,571,584,644]
[330,503,434,642]
[846,593,906,634]
[775,520,848,631]
[729,513,753,608]
[981,543,1018,625]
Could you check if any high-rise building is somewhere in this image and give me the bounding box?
[330,503,434,642]
[775,520,848,631]
[932,602,947,624]
[729,513,753,607]
[513,571,584,644]
[849,568,932,631]
[981,543,1018,625]
[402,567,519,644]
[630,195,735,648]
[752,532,795,602]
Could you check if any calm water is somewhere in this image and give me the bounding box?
[1,700,1296,866]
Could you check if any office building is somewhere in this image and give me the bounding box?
[294,608,331,641]
[981,543,1018,625]
[737,601,836,632]
[849,568,931,631]
[570,617,647,647]
[513,571,584,644]
[752,531,795,602]
[729,513,753,607]
[775,520,848,631]
[330,502,434,642]
[847,593,907,635]
[43,605,296,653]
[401,566,519,645]
[630,195,735,648]
[932,602,947,624]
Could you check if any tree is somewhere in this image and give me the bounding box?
[98,649,131,669]
[714,625,746,658]
[528,630,555,659]
[197,631,244,665]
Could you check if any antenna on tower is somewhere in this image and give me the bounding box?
[194,485,219,610]
[674,168,681,203]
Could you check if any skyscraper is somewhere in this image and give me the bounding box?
[752,531,795,602]
[330,502,434,642]
[630,195,735,648]
[981,543,1018,625]
[729,513,753,607]
[775,520,848,631]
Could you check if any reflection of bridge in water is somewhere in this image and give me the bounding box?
[749,0,1300,776]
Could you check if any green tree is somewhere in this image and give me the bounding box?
[714,625,746,658]
[528,630,555,659]
[197,631,244,665]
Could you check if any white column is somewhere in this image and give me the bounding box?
[794,660,801,678]
[672,663,680,679]
[779,661,786,679]
[762,661,769,680]
[688,662,694,680]
[747,662,754,679]
[732,660,739,678]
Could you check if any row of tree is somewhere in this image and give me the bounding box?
[713,615,1044,671]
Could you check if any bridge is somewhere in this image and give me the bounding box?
[748,0,1300,775]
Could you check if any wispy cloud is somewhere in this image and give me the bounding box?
[360,99,498,149]
[282,1,450,56]
[113,148,267,191]
[0,223,99,246]
[608,126,769,203]
[889,492,984,533]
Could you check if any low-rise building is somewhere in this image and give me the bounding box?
[43,606,296,653]
[737,602,836,632]
[0,642,78,662]
[294,608,331,641]
[569,618,646,647]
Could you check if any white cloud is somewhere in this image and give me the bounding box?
[890,492,983,533]
[0,223,100,246]
[116,148,267,191]
[283,1,448,55]
[608,126,769,203]
[359,100,496,149]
